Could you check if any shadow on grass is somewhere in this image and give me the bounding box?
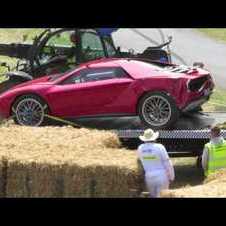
[171,162,205,189]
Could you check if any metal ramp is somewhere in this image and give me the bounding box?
[72,112,226,156]
[73,112,226,139]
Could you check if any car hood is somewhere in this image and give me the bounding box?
[11,74,57,90]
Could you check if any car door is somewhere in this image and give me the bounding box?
[47,67,136,118]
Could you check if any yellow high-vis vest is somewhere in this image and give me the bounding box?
[205,140,226,177]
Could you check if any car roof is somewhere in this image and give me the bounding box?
[81,58,163,79]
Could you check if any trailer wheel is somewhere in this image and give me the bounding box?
[138,92,179,130]
[12,94,49,127]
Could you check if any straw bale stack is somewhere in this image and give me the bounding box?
[0,124,144,197]
[162,169,226,198]
[0,157,6,197]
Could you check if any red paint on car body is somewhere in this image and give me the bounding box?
[0,58,215,120]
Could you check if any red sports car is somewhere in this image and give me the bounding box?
[0,58,214,129]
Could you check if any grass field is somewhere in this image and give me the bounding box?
[0,29,43,43]
[0,29,44,78]
[198,29,226,43]
[203,88,226,112]
[171,157,204,189]
[197,29,226,110]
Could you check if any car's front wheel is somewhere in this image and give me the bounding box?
[12,95,49,127]
[138,92,179,130]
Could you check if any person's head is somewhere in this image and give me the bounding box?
[70,32,77,44]
[210,126,221,139]
[139,129,159,143]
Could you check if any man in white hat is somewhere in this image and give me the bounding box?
[137,129,175,198]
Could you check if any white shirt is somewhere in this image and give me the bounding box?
[137,142,175,181]
[202,136,225,171]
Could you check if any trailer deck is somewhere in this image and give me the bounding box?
[72,112,226,157]
[73,112,226,137]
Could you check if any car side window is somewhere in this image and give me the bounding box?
[61,67,129,85]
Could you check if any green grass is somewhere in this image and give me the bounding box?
[0,29,44,81]
[0,28,44,43]
[203,88,226,112]
[195,29,226,111]
[171,158,204,189]
[198,29,226,43]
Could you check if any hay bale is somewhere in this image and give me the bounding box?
[7,161,66,198]
[26,163,66,198]
[217,121,226,129]
[6,159,142,198]
[162,169,226,198]
[0,157,7,197]
[0,124,143,197]
[7,162,66,198]
[6,160,29,197]
[63,164,143,198]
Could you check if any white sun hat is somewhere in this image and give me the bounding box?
[139,129,159,142]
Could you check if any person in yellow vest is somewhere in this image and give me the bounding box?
[202,126,226,177]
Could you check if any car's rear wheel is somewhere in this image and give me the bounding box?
[138,92,179,130]
[12,95,49,127]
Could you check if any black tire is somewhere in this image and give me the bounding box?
[138,91,179,130]
[12,94,49,127]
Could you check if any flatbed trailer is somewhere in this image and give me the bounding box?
[72,112,226,157]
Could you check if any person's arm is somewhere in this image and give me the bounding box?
[166,158,175,182]
[164,158,175,182]
[202,147,208,171]
[161,146,175,182]
[137,145,143,163]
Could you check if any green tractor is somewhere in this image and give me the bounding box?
[0,28,178,94]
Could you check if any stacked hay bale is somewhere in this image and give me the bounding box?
[217,121,226,129]
[162,169,226,198]
[0,124,144,197]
